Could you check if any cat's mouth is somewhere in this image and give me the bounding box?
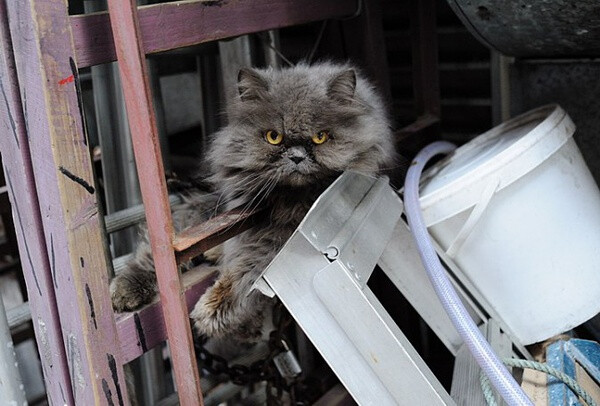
[281,167,315,186]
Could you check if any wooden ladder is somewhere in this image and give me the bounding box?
[0,0,392,404]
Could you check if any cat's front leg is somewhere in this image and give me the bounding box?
[110,242,158,312]
[191,267,269,341]
[110,266,157,312]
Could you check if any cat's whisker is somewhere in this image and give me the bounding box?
[237,175,276,218]
[209,173,264,217]
[222,172,280,234]
[248,173,280,214]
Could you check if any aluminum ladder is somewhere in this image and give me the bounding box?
[254,171,531,405]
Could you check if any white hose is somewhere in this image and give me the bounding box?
[403,141,533,406]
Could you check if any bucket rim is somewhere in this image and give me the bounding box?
[419,104,576,226]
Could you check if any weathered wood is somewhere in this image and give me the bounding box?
[521,368,547,405]
[5,0,130,404]
[173,207,261,265]
[117,267,217,364]
[576,362,600,404]
[0,1,76,403]
[105,0,204,403]
[71,0,356,68]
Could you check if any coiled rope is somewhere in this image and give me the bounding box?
[481,358,597,406]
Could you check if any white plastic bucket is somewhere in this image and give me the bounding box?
[419,104,600,345]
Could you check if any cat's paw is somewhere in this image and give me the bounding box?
[202,245,223,264]
[190,279,262,342]
[110,272,157,312]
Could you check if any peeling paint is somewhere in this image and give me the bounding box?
[37,318,53,368]
[66,334,85,400]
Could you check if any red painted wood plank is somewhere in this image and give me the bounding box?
[105,0,204,404]
[173,206,261,265]
[117,267,216,364]
[71,0,356,68]
[0,2,73,404]
[5,0,130,404]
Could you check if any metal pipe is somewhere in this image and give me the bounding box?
[0,293,27,405]
[7,302,31,331]
[104,194,182,234]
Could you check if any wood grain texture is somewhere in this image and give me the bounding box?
[0,1,73,403]
[173,206,261,265]
[117,267,217,364]
[5,0,129,404]
[71,0,356,67]
[105,0,204,403]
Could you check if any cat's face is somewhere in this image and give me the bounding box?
[209,63,393,199]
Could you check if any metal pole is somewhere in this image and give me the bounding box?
[0,293,27,406]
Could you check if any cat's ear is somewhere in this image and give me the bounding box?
[238,68,269,101]
[327,69,356,104]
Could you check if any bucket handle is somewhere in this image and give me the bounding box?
[446,178,500,258]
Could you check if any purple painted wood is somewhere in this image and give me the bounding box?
[71,0,356,68]
[0,1,73,404]
[5,0,130,404]
[105,0,204,403]
[117,268,216,364]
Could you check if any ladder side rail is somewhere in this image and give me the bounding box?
[5,0,131,403]
[0,1,74,403]
[379,220,486,355]
[105,0,204,403]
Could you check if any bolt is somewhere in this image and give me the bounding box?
[324,246,339,260]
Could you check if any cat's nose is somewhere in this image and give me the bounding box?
[287,146,307,164]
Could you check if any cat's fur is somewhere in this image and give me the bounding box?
[110,62,394,342]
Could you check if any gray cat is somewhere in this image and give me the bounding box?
[110,62,394,342]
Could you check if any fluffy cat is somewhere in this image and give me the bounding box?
[110,62,394,342]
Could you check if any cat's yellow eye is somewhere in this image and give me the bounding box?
[265,130,283,145]
[312,130,330,145]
